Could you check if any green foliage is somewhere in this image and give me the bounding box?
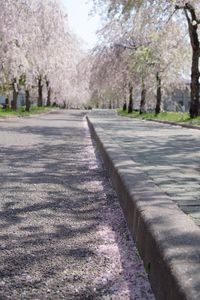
[0,83,12,94]
[128,46,155,75]
[122,0,137,14]
[118,109,200,126]
[0,106,55,118]
[19,74,26,86]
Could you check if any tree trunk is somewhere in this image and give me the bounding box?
[140,80,146,114]
[38,76,43,107]
[184,5,199,118]
[123,101,127,111]
[25,90,31,112]
[46,80,51,107]
[190,49,199,118]
[11,79,18,110]
[5,97,9,109]
[155,72,162,115]
[128,84,133,113]
[175,4,200,117]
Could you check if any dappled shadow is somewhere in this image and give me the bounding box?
[92,114,200,225]
[0,110,154,299]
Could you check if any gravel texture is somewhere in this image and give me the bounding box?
[0,110,154,299]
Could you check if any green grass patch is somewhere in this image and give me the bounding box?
[118,110,200,126]
[0,106,55,118]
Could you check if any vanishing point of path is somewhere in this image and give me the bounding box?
[0,110,154,299]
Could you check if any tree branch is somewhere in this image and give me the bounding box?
[175,2,200,24]
[114,41,151,51]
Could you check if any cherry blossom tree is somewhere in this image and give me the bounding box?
[90,43,131,109]
[91,0,195,117]
[0,0,89,111]
[0,1,30,109]
[174,1,200,117]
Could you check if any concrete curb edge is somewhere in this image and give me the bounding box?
[87,115,200,300]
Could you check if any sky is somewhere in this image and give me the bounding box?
[61,0,101,49]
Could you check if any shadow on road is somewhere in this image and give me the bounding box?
[0,111,154,299]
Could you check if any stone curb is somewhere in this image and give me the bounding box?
[87,115,200,300]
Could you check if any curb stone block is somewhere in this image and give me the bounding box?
[87,115,200,300]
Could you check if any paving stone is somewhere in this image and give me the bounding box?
[89,110,200,227]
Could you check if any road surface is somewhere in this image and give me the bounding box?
[0,110,154,299]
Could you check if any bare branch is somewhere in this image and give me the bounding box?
[175,2,200,24]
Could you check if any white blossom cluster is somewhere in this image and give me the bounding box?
[0,0,90,107]
[90,0,199,112]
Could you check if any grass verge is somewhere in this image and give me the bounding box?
[0,106,55,118]
[118,110,200,126]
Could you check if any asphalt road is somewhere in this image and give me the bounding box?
[0,110,154,300]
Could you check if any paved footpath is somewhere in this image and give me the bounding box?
[89,110,200,226]
[0,110,154,299]
[87,110,200,300]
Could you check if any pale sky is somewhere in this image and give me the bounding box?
[61,0,100,49]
